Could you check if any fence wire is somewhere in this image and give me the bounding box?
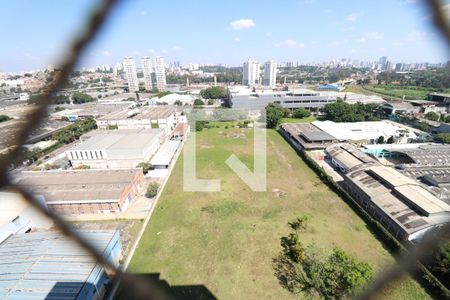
[0,0,449,300]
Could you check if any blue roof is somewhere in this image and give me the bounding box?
[0,230,120,300]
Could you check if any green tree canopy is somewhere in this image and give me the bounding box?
[72,92,95,104]
[200,86,227,99]
[324,101,379,122]
[265,104,284,128]
[292,108,311,119]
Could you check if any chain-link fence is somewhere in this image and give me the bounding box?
[0,0,449,299]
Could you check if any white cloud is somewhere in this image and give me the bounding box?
[148,48,156,54]
[172,45,183,51]
[323,9,333,14]
[406,31,427,42]
[346,12,362,22]
[265,32,272,37]
[328,39,348,47]
[392,41,403,47]
[275,39,305,49]
[102,50,112,57]
[140,10,147,16]
[366,31,383,40]
[230,19,256,30]
[402,0,417,4]
[234,37,241,42]
[357,31,383,43]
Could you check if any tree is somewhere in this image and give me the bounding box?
[266,104,284,128]
[292,108,311,119]
[281,233,305,263]
[194,99,205,106]
[207,99,215,105]
[174,100,183,106]
[137,162,154,174]
[145,182,159,198]
[302,247,374,299]
[200,86,227,99]
[72,92,95,104]
[377,136,385,144]
[425,111,440,122]
[435,133,450,144]
[445,115,450,123]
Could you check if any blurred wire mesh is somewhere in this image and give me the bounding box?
[0,0,448,300]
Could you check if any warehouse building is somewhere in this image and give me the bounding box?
[279,120,423,150]
[150,140,181,169]
[364,144,450,203]
[13,169,145,215]
[226,86,337,110]
[96,106,177,134]
[325,143,450,241]
[279,123,337,150]
[67,128,164,169]
[0,230,121,300]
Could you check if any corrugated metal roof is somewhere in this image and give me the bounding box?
[150,140,180,166]
[0,231,118,299]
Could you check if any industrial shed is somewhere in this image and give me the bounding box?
[13,169,145,215]
[150,140,181,169]
[326,143,450,241]
[67,128,164,169]
[0,230,121,300]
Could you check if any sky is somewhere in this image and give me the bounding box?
[0,0,449,72]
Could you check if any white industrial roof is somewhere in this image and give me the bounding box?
[70,129,163,159]
[150,140,181,166]
[312,120,419,141]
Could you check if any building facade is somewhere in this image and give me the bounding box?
[263,60,277,87]
[123,57,139,92]
[141,56,153,91]
[15,169,145,215]
[242,58,260,86]
[154,56,167,90]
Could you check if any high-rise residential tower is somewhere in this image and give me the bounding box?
[141,56,153,91]
[263,60,277,87]
[154,56,167,90]
[123,57,139,92]
[242,58,260,86]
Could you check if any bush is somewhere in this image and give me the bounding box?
[425,111,440,122]
[194,99,205,106]
[292,108,311,119]
[145,182,159,198]
[0,115,12,123]
[435,133,450,144]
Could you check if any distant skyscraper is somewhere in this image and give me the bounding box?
[141,57,153,91]
[263,60,277,87]
[154,56,167,90]
[242,58,260,85]
[123,57,139,92]
[379,56,387,70]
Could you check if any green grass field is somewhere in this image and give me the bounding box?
[128,126,431,299]
[345,84,450,101]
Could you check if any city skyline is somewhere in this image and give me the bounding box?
[1,0,450,72]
